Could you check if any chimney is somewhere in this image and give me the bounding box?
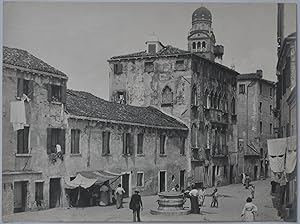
[256,69,263,78]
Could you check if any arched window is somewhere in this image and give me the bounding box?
[191,123,197,148]
[217,94,221,109]
[213,93,218,108]
[207,92,212,109]
[191,85,197,106]
[224,94,228,112]
[192,42,196,49]
[162,86,173,105]
[202,41,206,49]
[197,42,201,50]
[231,97,236,114]
[204,90,208,108]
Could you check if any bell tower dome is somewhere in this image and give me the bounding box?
[187,6,217,61]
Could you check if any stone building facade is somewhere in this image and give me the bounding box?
[108,6,239,187]
[2,47,188,215]
[236,70,276,181]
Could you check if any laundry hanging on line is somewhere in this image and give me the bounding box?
[10,100,26,131]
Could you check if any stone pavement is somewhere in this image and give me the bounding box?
[3,179,282,223]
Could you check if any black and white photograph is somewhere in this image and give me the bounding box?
[2,1,298,222]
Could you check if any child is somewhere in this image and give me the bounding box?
[210,188,218,208]
[250,185,255,199]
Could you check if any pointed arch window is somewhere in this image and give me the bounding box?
[191,123,197,148]
[197,42,201,50]
[191,85,197,106]
[204,90,208,108]
[162,86,173,106]
[192,42,196,49]
[207,92,212,109]
[202,41,206,49]
[231,97,236,114]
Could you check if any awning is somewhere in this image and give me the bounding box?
[64,170,121,189]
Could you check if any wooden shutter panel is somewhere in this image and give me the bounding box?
[122,133,126,154]
[71,130,75,154]
[61,84,66,104]
[47,128,52,154]
[118,63,122,74]
[47,84,52,102]
[107,132,110,154]
[17,78,24,98]
[59,129,66,154]
[24,127,29,154]
[28,81,34,99]
[130,134,134,155]
[17,129,23,154]
[102,131,106,154]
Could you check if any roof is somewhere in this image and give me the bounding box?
[192,7,212,22]
[109,45,191,60]
[3,46,67,77]
[237,73,275,85]
[66,89,188,130]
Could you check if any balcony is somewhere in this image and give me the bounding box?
[211,145,228,158]
[204,108,228,124]
[191,148,206,162]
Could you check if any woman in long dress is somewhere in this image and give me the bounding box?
[241,197,258,221]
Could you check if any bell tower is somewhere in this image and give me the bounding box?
[187,6,219,61]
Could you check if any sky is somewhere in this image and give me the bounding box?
[3,2,297,100]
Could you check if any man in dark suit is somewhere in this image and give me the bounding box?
[129,190,143,222]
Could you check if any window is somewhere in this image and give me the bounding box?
[231,97,236,114]
[17,78,34,98]
[197,42,201,49]
[270,105,273,115]
[180,137,185,155]
[35,182,43,203]
[191,124,197,148]
[148,44,156,54]
[144,61,154,72]
[270,88,273,97]
[260,121,263,134]
[259,102,262,113]
[47,128,65,154]
[71,129,80,154]
[192,42,196,49]
[159,135,166,155]
[47,84,64,103]
[162,86,173,106]
[202,41,206,49]
[260,83,263,95]
[102,131,110,155]
[191,86,197,106]
[137,133,144,154]
[175,60,185,71]
[223,165,227,178]
[137,172,144,187]
[260,148,264,159]
[116,91,126,104]
[123,133,134,155]
[17,126,29,154]
[270,123,273,135]
[114,63,122,74]
[239,84,245,94]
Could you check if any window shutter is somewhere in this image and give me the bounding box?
[28,81,34,99]
[61,84,66,104]
[59,129,66,154]
[17,78,24,98]
[24,127,29,154]
[71,130,75,154]
[17,129,23,154]
[47,128,52,154]
[130,134,134,155]
[76,130,80,154]
[118,64,122,74]
[107,132,110,154]
[47,84,52,102]
[122,133,126,154]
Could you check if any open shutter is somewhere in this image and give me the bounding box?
[17,78,24,98]
[118,63,123,74]
[61,84,66,104]
[107,132,110,154]
[47,128,52,154]
[122,133,126,154]
[17,130,23,154]
[28,81,34,99]
[102,131,106,154]
[47,84,52,102]
[130,134,134,155]
[59,129,66,154]
[24,127,29,154]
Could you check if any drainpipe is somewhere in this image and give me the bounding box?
[87,121,91,167]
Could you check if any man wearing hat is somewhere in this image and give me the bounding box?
[129,189,143,222]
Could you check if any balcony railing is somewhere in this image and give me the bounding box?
[211,145,228,157]
[191,148,206,161]
[204,108,229,124]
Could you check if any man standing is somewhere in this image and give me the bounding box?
[115,184,125,209]
[189,185,200,214]
[129,190,143,222]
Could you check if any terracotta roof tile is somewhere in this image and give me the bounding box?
[66,89,188,130]
[3,46,67,77]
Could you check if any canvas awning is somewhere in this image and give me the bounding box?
[64,170,121,189]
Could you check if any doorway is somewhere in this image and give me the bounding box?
[180,170,185,190]
[14,181,27,213]
[265,162,269,178]
[229,165,234,184]
[49,178,61,208]
[254,165,258,181]
[159,171,167,192]
[121,173,130,198]
[212,166,216,186]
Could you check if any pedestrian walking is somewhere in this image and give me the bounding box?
[210,188,218,208]
[115,184,125,209]
[198,187,206,207]
[242,173,246,186]
[245,175,251,189]
[129,190,143,222]
[241,197,258,221]
[189,185,200,214]
[249,184,255,199]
